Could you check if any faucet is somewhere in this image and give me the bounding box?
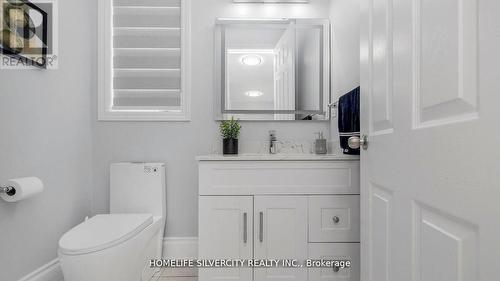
[269,130,277,154]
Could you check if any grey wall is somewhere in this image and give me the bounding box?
[329,0,360,140]
[92,0,332,237]
[0,0,95,280]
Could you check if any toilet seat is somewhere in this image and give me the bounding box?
[59,214,153,256]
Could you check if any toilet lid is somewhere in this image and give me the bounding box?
[59,214,153,255]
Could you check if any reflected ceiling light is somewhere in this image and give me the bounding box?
[245,90,264,97]
[240,54,263,66]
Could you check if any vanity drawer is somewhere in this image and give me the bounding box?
[309,196,360,242]
[199,161,360,195]
[308,243,360,281]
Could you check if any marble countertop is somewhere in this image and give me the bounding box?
[196,153,360,161]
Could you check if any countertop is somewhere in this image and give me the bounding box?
[196,154,360,161]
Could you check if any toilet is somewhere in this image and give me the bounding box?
[58,163,166,281]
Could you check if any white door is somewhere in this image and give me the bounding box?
[360,0,500,281]
[254,196,308,281]
[274,24,296,120]
[199,196,253,281]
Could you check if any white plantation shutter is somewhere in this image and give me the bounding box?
[99,0,190,120]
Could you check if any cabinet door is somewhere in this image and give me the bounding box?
[308,243,360,281]
[254,196,308,281]
[199,196,253,281]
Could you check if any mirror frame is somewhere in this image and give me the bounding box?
[214,18,331,121]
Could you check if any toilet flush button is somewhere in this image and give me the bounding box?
[144,165,159,173]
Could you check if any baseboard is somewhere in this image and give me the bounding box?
[17,237,199,281]
[162,237,198,259]
[18,258,63,281]
[162,237,199,277]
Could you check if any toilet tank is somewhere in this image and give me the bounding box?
[110,163,166,218]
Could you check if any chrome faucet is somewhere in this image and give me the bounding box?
[269,130,277,154]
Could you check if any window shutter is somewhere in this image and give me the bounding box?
[99,0,190,120]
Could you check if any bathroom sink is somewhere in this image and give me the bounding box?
[240,153,273,156]
[240,153,311,157]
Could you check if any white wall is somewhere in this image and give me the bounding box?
[329,0,360,140]
[92,0,332,237]
[0,0,95,280]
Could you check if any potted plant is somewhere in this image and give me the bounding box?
[220,117,241,155]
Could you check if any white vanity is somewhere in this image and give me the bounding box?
[197,154,361,281]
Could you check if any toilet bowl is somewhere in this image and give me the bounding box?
[58,214,162,281]
[58,163,166,281]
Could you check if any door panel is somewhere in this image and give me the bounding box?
[414,0,478,127]
[413,203,478,281]
[371,0,394,135]
[368,184,392,281]
[199,196,253,281]
[361,0,500,281]
[254,196,308,281]
[274,24,296,120]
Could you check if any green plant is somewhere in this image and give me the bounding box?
[220,117,241,139]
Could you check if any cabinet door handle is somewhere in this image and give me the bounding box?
[259,211,264,243]
[243,212,248,244]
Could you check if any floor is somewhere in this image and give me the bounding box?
[149,268,197,281]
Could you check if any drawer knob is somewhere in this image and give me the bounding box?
[332,216,340,224]
[333,265,341,272]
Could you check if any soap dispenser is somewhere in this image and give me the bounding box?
[314,132,328,155]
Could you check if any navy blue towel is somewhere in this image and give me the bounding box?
[338,87,360,155]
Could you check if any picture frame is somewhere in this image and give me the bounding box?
[0,0,48,69]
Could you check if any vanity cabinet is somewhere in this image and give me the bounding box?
[198,157,360,281]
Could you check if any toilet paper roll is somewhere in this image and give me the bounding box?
[0,177,44,203]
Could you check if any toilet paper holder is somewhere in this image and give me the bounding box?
[0,186,15,196]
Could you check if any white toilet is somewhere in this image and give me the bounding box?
[58,163,166,281]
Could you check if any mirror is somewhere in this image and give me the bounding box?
[215,18,331,121]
